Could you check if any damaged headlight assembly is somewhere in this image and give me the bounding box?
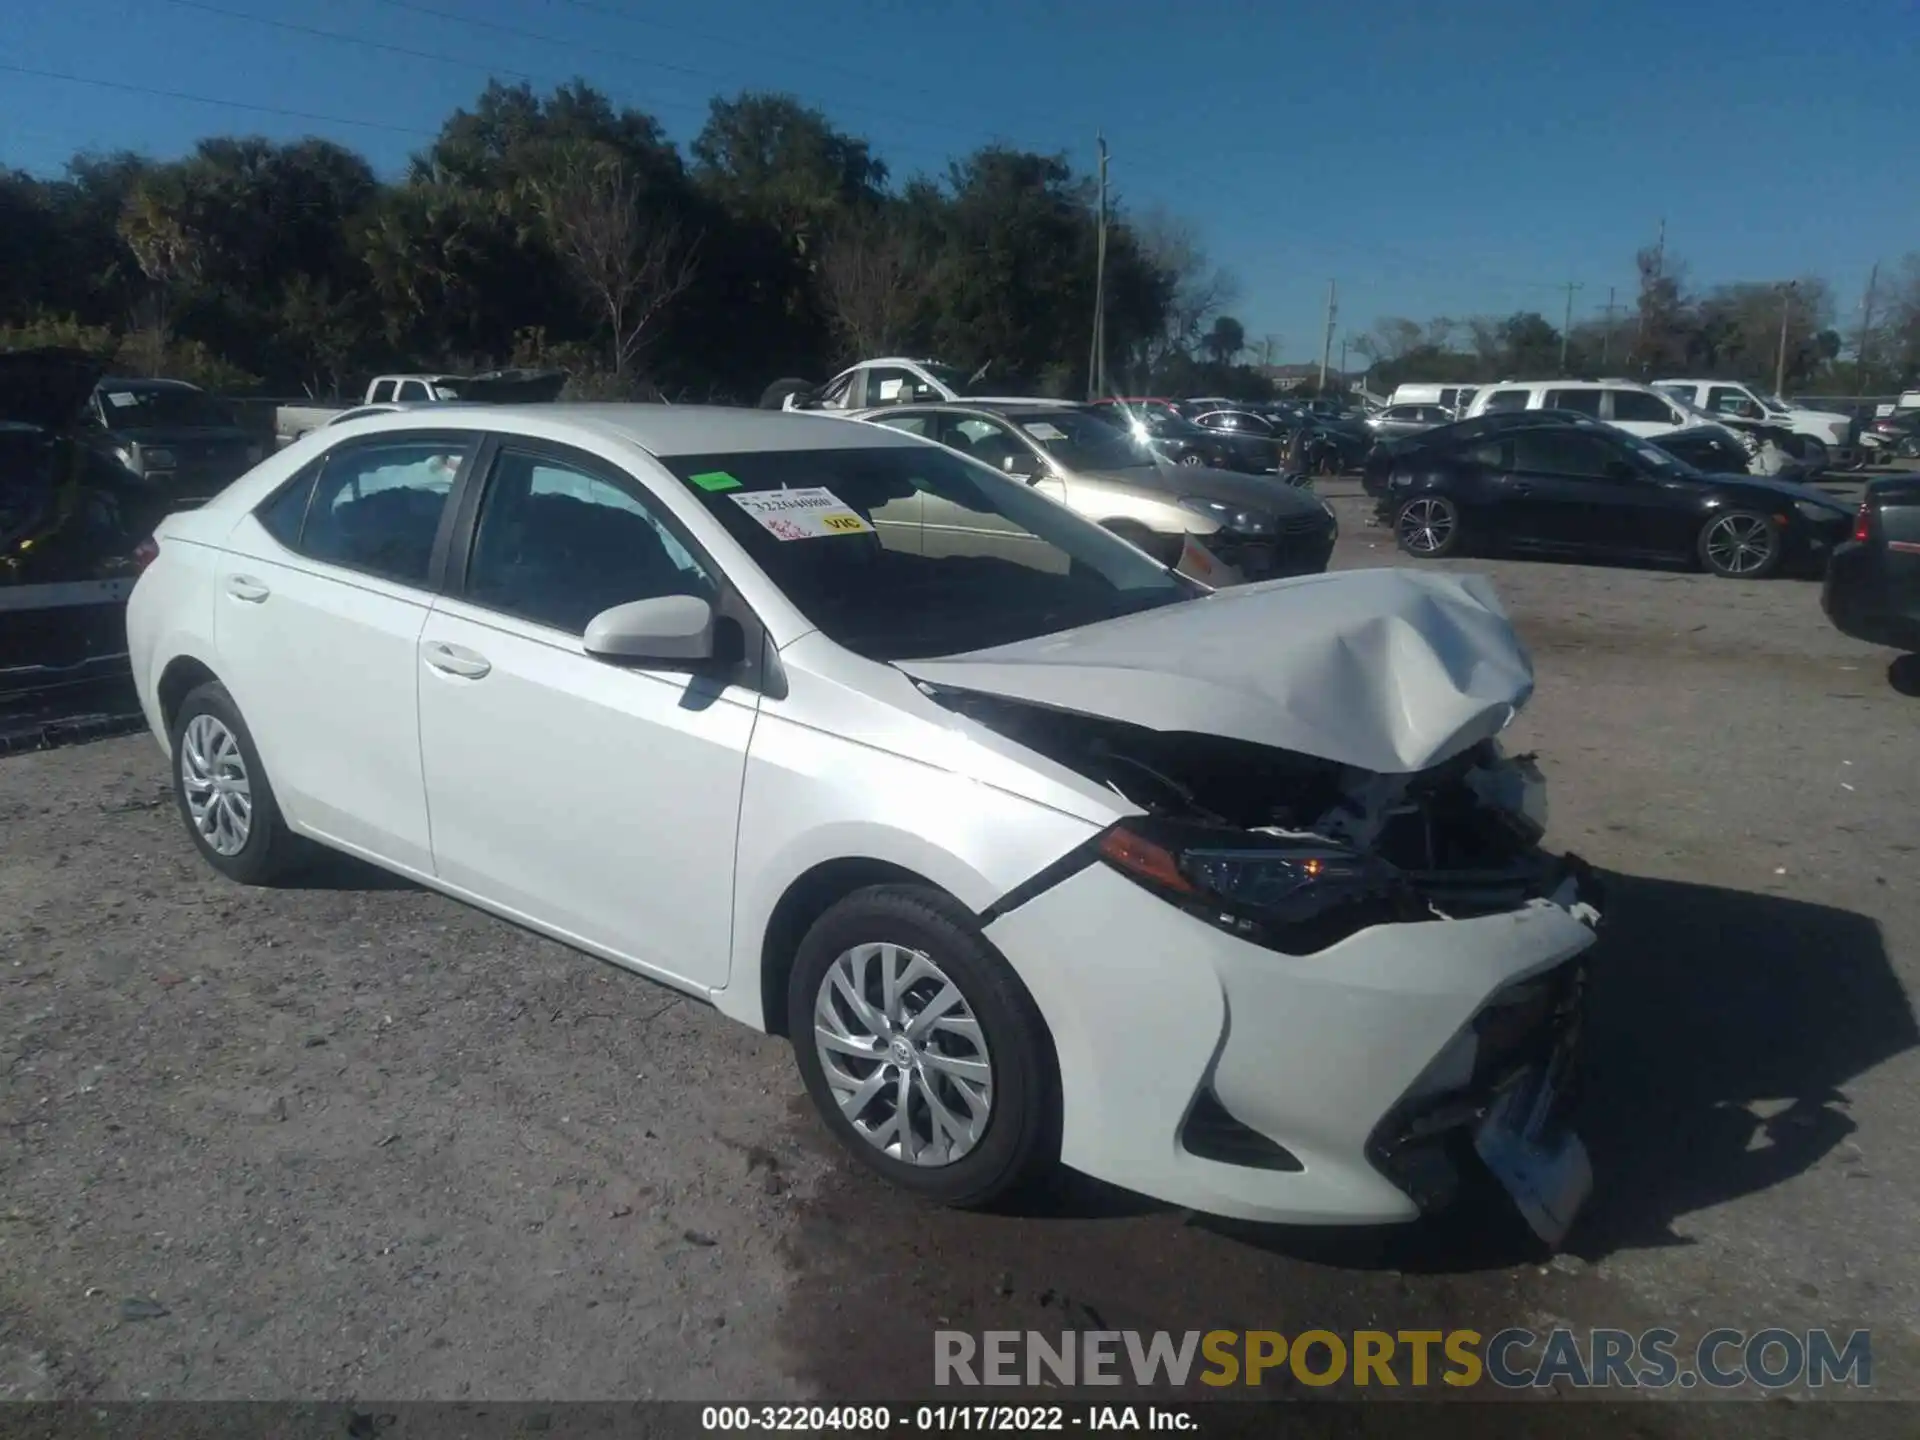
[1096,818,1426,955]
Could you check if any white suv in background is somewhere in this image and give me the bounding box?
[1464,380,1729,441]
[1653,380,1853,452]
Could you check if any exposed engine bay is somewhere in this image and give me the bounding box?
[928,684,1570,924]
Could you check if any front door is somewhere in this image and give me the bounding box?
[416,441,759,991]
[213,434,472,873]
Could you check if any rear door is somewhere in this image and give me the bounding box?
[213,433,473,873]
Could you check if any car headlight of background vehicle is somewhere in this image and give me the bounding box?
[110,443,138,471]
[1179,496,1274,534]
[1097,819,1424,954]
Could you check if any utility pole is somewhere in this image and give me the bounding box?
[1774,280,1798,398]
[1633,217,1664,364]
[1856,261,1880,384]
[1087,134,1109,401]
[1338,332,1348,380]
[1600,285,1618,368]
[1559,280,1583,374]
[1318,279,1337,395]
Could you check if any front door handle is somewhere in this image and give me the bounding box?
[423,641,491,680]
[225,575,270,603]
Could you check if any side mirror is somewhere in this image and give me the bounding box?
[583,595,715,665]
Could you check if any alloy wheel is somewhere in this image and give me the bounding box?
[1397,497,1455,554]
[1704,514,1776,575]
[180,712,252,856]
[813,942,994,1167]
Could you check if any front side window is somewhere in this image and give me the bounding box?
[286,438,469,585]
[938,416,1030,470]
[1016,410,1154,472]
[1611,389,1680,424]
[464,449,716,634]
[874,412,934,438]
[395,380,431,402]
[662,445,1190,661]
[367,380,397,404]
[1482,389,1531,413]
[1708,386,1761,418]
[1510,430,1620,479]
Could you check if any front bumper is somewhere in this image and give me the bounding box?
[982,855,1603,1226]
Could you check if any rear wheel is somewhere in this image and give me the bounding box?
[788,885,1059,1208]
[1394,495,1463,558]
[758,377,815,410]
[1698,510,1782,579]
[1177,451,1206,468]
[169,681,308,884]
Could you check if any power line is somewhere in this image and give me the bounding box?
[0,61,438,137]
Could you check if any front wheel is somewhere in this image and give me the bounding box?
[1394,495,1464,558]
[788,885,1059,1208]
[1900,436,1920,460]
[1177,451,1206,468]
[1698,510,1782,578]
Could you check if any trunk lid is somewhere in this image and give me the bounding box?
[0,348,108,432]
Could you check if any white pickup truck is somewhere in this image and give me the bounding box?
[274,369,568,447]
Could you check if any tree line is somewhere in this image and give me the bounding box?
[0,80,1277,404]
[1353,246,1920,400]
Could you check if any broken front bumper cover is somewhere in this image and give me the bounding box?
[981,849,1605,1228]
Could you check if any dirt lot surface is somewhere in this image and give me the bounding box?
[2,486,1917,1421]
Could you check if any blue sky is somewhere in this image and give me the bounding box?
[3,0,1915,364]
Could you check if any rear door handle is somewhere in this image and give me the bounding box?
[225,575,270,603]
[423,641,492,680]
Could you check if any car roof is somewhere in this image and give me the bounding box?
[323,402,920,458]
[98,376,202,391]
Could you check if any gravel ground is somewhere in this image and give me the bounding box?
[2,488,1917,1416]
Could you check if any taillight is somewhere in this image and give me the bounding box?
[1851,504,1871,544]
[133,536,160,570]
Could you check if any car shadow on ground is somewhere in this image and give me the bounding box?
[278,849,418,892]
[1193,869,1914,1273]
[1888,653,1920,696]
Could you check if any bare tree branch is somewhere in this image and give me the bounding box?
[817,213,923,356]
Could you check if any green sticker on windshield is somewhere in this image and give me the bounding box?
[688,470,741,492]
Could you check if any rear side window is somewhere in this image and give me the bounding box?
[1482,389,1531,413]
[1611,390,1679,424]
[256,464,319,549]
[367,380,396,403]
[1544,388,1604,416]
[295,438,471,586]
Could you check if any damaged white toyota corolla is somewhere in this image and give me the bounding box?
[126,405,1601,1243]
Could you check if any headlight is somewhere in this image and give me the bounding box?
[143,448,177,470]
[1097,820,1423,954]
[1793,500,1840,522]
[1178,496,1274,534]
[111,444,137,470]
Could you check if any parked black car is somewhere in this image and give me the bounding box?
[1643,425,1754,476]
[1086,400,1280,474]
[1823,475,1920,651]
[1361,409,1606,497]
[1370,414,1854,578]
[3,350,174,693]
[85,376,263,506]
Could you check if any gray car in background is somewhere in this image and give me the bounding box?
[848,401,1338,584]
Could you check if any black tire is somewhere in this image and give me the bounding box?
[1394,494,1464,558]
[169,680,308,885]
[1697,509,1783,579]
[787,884,1059,1208]
[1900,436,1920,461]
[758,377,815,410]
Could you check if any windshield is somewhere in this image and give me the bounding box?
[1011,410,1155,471]
[97,384,231,428]
[1622,432,1702,478]
[663,445,1191,661]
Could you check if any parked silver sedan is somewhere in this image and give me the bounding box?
[847,401,1338,584]
[1367,403,1453,444]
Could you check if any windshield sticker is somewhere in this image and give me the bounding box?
[877,378,903,400]
[729,486,874,541]
[1022,422,1067,441]
[687,470,742,492]
[106,392,138,407]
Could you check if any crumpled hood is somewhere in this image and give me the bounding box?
[897,568,1534,774]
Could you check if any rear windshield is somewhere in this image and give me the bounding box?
[661,445,1191,661]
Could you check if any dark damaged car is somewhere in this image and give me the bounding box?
[88,376,264,506]
[2,350,174,696]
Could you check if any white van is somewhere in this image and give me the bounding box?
[1464,379,1722,440]
[1388,383,1479,414]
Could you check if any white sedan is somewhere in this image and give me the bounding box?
[125,404,1602,1240]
